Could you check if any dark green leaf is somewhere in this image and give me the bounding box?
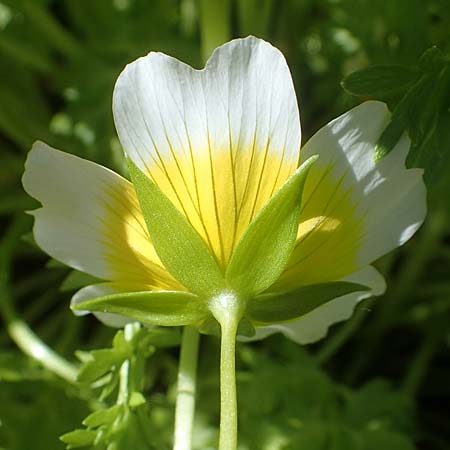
[374,74,435,161]
[226,156,317,298]
[248,282,369,324]
[72,290,209,326]
[342,65,419,99]
[128,160,226,298]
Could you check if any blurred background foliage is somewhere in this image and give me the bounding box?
[0,0,449,449]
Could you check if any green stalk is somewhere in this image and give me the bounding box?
[217,314,239,450]
[402,331,440,397]
[199,0,231,62]
[210,292,244,450]
[0,215,78,383]
[5,314,78,382]
[173,326,200,450]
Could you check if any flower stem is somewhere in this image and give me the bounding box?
[6,314,78,382]
[0,215,78,383]
[209,292,244,450]
[173,326,200,450]
[217,312,239,450]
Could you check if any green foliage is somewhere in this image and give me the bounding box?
[226,156,317,298]
[1,1,450,449]
[194,341,417,450]
[129,160,226,298]
[342,65,420,99]
[61,324,180,450]
[342,46,450,177]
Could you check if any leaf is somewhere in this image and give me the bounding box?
[77,349,123,383]
[60,429,96,447]
[72,290,209,326]
[82,405,121,428]
[247,281,369,324]
[374,74,435,161]
[342,65,419,99]
[128,391,146,408]
[128,160,226,298]
[226,156,318,298]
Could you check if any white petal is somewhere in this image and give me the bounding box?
[23,142,178,289]
[71,283,135,327]
[245,265,386,344]
[113,36,301,266]
[278,101,426,289]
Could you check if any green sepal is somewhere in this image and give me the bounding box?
[72,290,209,326]
[247,281,369,324]
[128,160,226,298]
[225,155,318,298]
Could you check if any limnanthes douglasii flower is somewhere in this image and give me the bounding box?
[22,37,426,450]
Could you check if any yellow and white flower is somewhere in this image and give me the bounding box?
[22,37,426,343]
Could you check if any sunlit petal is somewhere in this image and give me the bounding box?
[277,101,426,290]
[113,36,301,267]
[23,142,179,289]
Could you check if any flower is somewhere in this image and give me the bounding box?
[22,37,426,344]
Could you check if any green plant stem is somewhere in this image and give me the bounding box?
[6,314,78,382]
[0,215,78,383]
[217,312,240,450]
[402,331,441,397]
[173,326,200,450]
[209,292,244,450]
[315,298,374,365]
[199,0,231,62]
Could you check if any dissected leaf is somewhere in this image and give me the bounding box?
[342,65,419,99]
[374,74,435,161]
[77,349,123,383]
[82,406,121,428]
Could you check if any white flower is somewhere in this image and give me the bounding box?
[22,37,426,343]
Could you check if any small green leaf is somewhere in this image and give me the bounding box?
[82,405,121,428]
[247,282,369,324]
[60,429,96,447]
[226,156,318,298]
[77,349,123,383]
[73,290,209,326]
[128,391,146,408]
[342,65,419,99]
[374,74,435,161]
[128,160,226,297]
